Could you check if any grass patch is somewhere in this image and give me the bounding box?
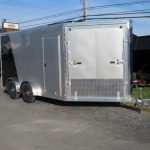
[143,107,150,112]
[132,86,150,99]
[123,87,150,112]
[121,102,150,113]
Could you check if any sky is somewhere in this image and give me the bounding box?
[0,0,150,35]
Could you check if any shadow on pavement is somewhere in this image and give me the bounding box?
[36,96,121,107]
[36,96,142,113]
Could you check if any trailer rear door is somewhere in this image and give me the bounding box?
[66,26,128,100]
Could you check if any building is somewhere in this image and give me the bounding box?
[133,35,150,84]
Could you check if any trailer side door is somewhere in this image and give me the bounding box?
[42,35,62,97]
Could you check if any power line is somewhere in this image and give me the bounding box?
[19,9,82,24]
[86,15,150,20]
[87,0,150,11]
[21,16,83,28]
[20,8,150,28]
[21,13,150,29]
[19,0,150,25]
[87,9,150,17]
[21,15,150,29]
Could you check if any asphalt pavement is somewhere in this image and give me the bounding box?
[0,82,149,150]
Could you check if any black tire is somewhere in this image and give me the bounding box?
[6,80,20,99]
[21,82,35,103]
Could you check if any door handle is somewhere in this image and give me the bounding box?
[110,59,123,65]
[76,62,82,65]
[110,61,115,64]
[69,61,82,65]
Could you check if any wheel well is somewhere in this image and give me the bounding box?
[20,81,42,96]
[6,78,20,92]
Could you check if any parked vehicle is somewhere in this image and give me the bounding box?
[133,73,150,86]
[0,20,132,103]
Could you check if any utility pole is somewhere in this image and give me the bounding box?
[83,0,87,21]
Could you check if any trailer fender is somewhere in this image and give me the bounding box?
[20,81,42,96]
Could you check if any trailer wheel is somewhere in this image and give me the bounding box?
[21,83,35,103]
[6,80,20,99]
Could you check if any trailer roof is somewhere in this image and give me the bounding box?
[0,19,131,36]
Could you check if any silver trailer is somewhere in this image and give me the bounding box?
[1,20,132,103]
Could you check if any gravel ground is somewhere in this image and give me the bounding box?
[0,85,149,150]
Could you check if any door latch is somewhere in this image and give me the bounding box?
[110,59,123,65]
[69,60,82,66]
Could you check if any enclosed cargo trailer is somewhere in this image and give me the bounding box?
[1,20,132,103]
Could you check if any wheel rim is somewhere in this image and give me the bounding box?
[23,86,32,101]
[8,82,16,98]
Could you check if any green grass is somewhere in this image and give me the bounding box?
[124,87,150,112]
[132,87,150,99]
